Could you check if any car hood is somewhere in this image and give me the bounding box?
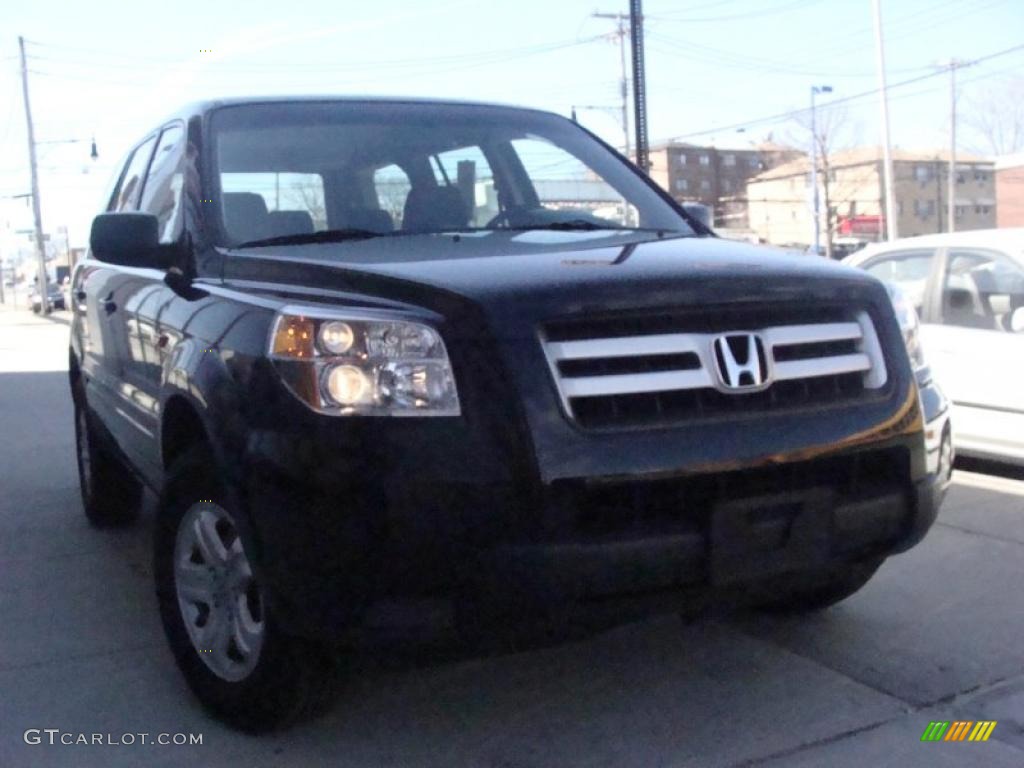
[221,231,887,332]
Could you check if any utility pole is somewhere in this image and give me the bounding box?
[591,11,631,160]
[944,59,963,233]
[629,0,649,172]
[872,0,898,241]
[18,36,49,314]
[810,85,832,256]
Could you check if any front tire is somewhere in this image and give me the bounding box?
[154,447,338,732]
[74,397,142,527]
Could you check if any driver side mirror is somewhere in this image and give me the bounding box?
[1011,307,1024,333]
[90,212,174,269]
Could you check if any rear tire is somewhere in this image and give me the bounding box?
[73,395,142,527]
[748,558,884,613]
[154,446,339,732]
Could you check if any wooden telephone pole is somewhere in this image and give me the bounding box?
[18,35,49,313]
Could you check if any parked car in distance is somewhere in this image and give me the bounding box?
[71,97,950,731]
[846,228,1024,465]
[29,281,65,313]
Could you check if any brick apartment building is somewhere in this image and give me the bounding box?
[995,152,1024,227]
[648,142,803,228]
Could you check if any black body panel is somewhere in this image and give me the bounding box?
[69,98,944,640]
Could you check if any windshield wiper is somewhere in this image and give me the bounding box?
[234,228,385,248]
[504,220,627,232]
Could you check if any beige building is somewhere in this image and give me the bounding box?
[745,148,997,250]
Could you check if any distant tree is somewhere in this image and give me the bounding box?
[963,77,1024,156]
[283,180,327,229]
[787,105,861,258]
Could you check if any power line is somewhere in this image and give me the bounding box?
[23,37,602,75]
[653,43,1024,144]
[646,0,825,23]
[644,32,930,79]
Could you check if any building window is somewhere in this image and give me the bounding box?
[955,205,964,218]
[914,199,935,217]
[722,179,733,192]
[675,178,688,192]
[700,179,711,192]
[974,170,988,182]
[677,153,687,166]
[723,154,735,167]
[699,154,710,166]
[915,164,931,183]
[748,156,761,169]
[956,172,965,184]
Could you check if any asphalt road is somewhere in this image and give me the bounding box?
[1,304,1023,767]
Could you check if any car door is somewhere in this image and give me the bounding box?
[924,248,1024,462]
[115,123,189,485]
[75,133,158,457]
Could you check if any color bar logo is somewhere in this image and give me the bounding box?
[921,721,997,742]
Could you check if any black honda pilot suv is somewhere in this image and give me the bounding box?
[70,97,952,731]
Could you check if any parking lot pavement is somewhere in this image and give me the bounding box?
[1,305,1022,767]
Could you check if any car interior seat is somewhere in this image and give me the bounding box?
[222,192,271,243]
[402,185,469,232]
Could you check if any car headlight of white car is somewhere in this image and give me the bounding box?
[268,306,460,417]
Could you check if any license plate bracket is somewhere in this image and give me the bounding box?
[709,487,835,586]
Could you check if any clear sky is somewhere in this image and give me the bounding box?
[1,0,1021,248]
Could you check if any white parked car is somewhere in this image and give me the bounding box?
[846,228,1024,465]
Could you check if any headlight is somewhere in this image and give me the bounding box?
[268,307,460,416]
[884,282,926,372]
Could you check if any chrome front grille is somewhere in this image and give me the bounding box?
[542,309,888,429]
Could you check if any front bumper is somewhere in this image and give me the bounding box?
[247,436,944,639]
[239,353,949,640]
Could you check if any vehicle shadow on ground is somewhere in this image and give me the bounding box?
[956,456,1024,481]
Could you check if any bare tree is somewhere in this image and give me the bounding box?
[963,77,1024,156]
[375,180,410,228]
[787,105,861,258]
[282,180,327,229]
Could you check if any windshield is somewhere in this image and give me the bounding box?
[208,101,696,248]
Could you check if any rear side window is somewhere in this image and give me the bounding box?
[139,125,185,243]
[110,135,158,212]
[373,164,411,229]
[219,172,326,243]
[431,145,498,227]
[941,249,1024,331]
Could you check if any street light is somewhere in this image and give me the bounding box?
[810,84,832,256]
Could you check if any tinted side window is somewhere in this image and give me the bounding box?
[432,145,497,227]
[112,135,158,212]
[863,249,935,313]
[941,249,1024,332]
[373,164,411,229]
[219,172,326,242]
[139,125,185,243]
